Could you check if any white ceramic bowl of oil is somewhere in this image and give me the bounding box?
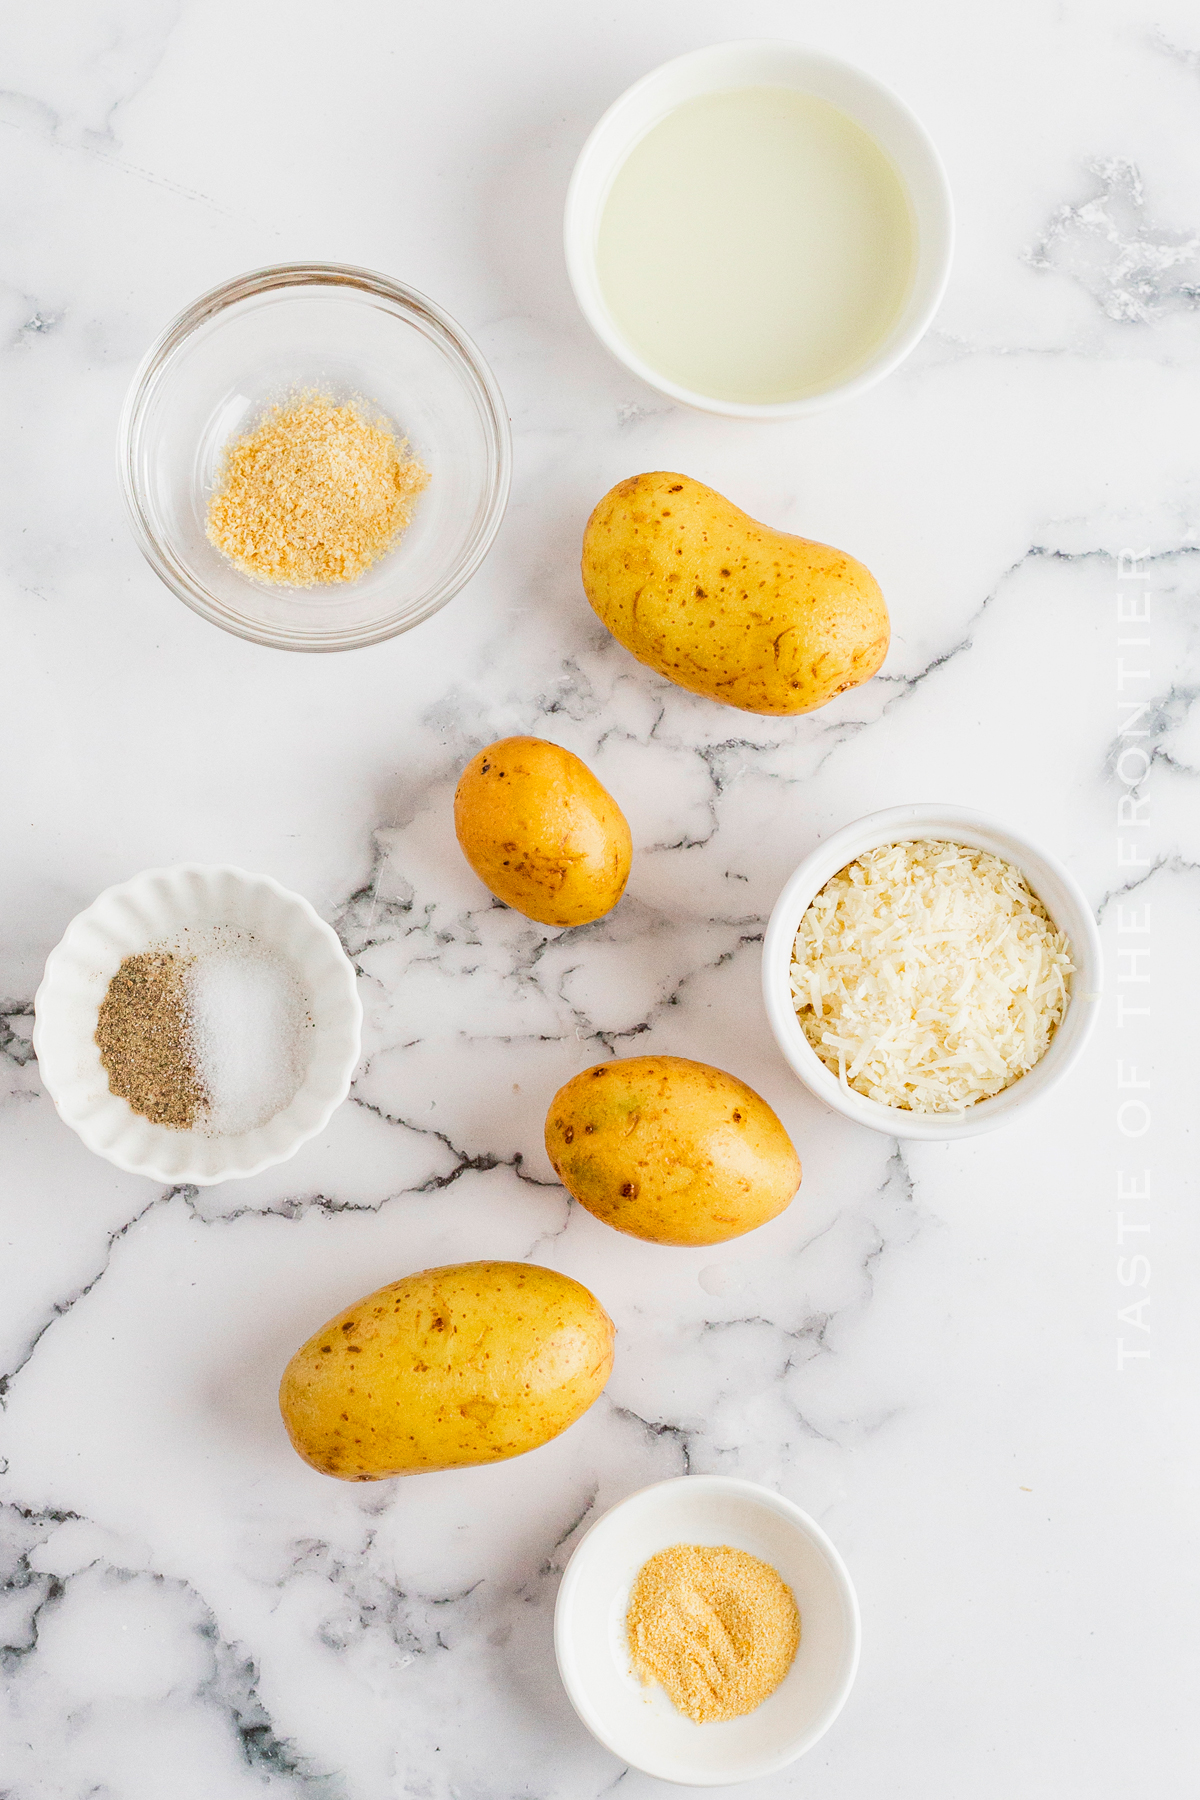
[761,805,1103,1141]
[565,41,953,417]
[554,1476,860,1786]
[34,865,362,1185]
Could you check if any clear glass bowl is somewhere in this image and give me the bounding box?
[118,263,512,651]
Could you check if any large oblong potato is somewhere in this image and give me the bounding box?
[279,1261,614,1480]
[545,1055,801,1247]
[454,735,632,927]
[581,472,889,715]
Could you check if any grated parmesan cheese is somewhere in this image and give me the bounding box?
[790,840,1074,1113]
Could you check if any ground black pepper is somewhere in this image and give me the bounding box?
[95,951,207,1129]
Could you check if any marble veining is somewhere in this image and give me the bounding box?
[2,2,1198,1796]
[1028,158,1200,323]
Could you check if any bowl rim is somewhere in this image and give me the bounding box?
[761,804,1104,1140]
[563,39,955,420]
[32,861,363,1184]
[553,1473,861,1785]
[117,261,513,652]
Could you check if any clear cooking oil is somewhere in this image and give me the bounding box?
[596,86,916,404]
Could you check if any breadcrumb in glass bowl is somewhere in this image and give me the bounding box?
[118,263,510,652]
[205,391,430,588]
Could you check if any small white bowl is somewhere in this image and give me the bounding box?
[762,805,1103,1140]
[564,41,953,418]
[34,865,362,1185]
[554,1476,860,1785]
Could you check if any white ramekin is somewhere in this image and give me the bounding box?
[554,1476,860,1785]
[761,806,1103,1141]
[34,865,362,1185]
[564,41,954,419]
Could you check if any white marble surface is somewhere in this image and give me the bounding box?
[2,2,1198,1795]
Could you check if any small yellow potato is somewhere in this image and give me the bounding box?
[581,472,889,715]
[279,1261,615,1480]
[545,1055,801,1247]
[454,735,632,927]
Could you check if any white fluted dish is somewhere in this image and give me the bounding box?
[762,804,1103,1140]
[554,1476,860,1785]
[34,865,362,1185]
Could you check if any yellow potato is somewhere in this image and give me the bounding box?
[581,472,889,715]
[454,735,632,927]
[279,1261,615,1480]
[545,1055,801,1247]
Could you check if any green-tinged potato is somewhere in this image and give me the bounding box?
[581,472,889,716]
[454,735,632,927]
[545,1055,801,1247]
[279,1261,615,1480]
